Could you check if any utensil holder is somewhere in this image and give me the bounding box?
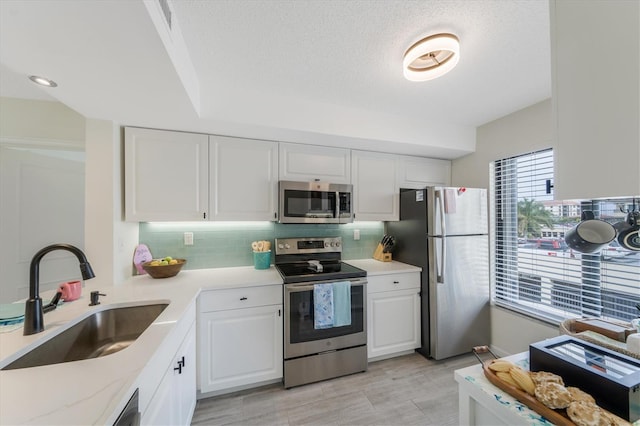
[253,250,271,270]
[373,243,392,262]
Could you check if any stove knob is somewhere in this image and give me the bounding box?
[324,242,329,248]
[278,243,284,249]
[285,243,291,249]
[335,241,340,247]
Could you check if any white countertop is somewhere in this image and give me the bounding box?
[455,352,640,426]
[455,352,554,426]
[345,259,421,275]
[0,260,416,425]
[0,265,282,425]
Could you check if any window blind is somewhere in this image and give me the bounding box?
[491,149,640,324]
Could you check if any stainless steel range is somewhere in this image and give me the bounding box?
[274,237,368,388]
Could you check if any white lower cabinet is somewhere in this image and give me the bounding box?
[367,272,421,360]
[198,286,283,395]
[143,321,196,426]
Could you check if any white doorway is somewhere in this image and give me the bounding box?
[0,144,85,303]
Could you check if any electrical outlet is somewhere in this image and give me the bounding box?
[353,229,360,240]
[184,232,194,246]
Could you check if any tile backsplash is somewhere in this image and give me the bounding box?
[139,222,384,270]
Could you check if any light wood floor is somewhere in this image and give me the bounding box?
[191,352,477,426]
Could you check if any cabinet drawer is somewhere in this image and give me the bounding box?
[367,272,420,294]
[199,285,282,312]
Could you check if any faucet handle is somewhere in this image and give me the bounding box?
[43,291,63,313]
[89,291,106,306]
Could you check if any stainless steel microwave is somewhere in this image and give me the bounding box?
[278,181,353,224]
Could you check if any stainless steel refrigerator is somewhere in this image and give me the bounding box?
[386,187,490,360]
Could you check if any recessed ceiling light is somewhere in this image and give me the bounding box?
[403,33,460,82]
[28,75,58,88]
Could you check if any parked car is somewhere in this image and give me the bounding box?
[601,240,638,261]
[530,238,568,251]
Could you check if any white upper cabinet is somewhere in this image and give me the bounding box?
[351,150,400,221]
[397,155,451,189]
[124,127,209,222]
[279,142,351,183]
[210,136,278,221]
[125,127,456,222]
[551,0,640,199]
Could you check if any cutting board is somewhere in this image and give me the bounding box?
[482,359,631,426]
[133,244,153,275]
[573,318,635,341]
[0,303,24,321]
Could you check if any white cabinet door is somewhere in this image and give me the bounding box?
[199,305,283,394]
[551,0,639,199]
[124,127,209,221]
[143,322,196,426]
[279,142,351,183]
[143,367,172,425]
[351,150,400,221]
[175,325,196,425]
[397,155,451,189]
[367,288,420,360]
[210,136,278,221]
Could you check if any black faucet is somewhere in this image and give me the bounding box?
[24,243,96,335]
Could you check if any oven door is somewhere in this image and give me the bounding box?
[284,278,367,359]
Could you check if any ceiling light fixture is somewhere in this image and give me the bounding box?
[28,75,58,88]
[403,33,460,82]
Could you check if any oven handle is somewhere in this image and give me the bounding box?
[285,278,367,292]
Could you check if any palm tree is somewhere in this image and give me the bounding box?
[517,199,554,238]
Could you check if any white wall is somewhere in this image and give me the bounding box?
[0,97,85,143]
[84,120,138,288]
[0,98,86,303]
[451,99,559,355]
[452,99,553,191]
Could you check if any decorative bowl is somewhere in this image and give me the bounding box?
[142,259,186,279]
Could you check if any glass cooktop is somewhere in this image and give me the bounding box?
[275,261,366,284]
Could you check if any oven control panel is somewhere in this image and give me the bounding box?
[275,237,342,255]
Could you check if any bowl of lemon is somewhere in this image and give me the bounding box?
[142,257,186,278]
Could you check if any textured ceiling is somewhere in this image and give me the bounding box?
[0,0,551,159]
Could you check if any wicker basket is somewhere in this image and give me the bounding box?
[142,259,186,279]
[560,318,640,359]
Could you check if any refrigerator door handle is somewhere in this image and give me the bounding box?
[435,188,446,236]
[436,236,446,283]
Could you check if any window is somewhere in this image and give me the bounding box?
[491,149,640,324]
